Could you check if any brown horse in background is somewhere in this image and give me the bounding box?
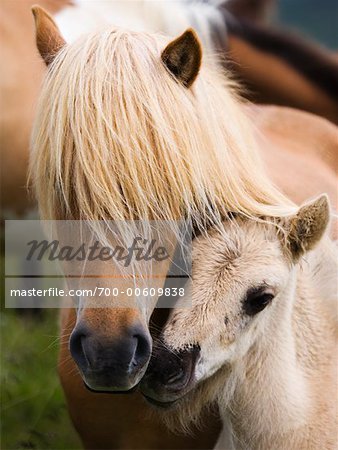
[0,0,71,217]
[225,14,338,124]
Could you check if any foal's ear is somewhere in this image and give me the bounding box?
[32,5,66,66]
[286,194,330,260]
[161,29,202,88]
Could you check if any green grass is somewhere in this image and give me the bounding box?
[0,309,82,450]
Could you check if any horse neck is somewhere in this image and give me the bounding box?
[219,241,338,448]
[219,271,308,448]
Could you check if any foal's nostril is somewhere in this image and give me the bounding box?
[166,366,185,386]
[141,343,201,398]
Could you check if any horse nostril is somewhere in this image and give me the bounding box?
[69,326,91,371]
[131,329,151,368]
[166,367,185,386]
[142,344,200,395]
[70,323,151,375]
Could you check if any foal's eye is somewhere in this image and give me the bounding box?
[243,287,275,316]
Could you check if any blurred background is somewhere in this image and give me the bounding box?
[1,1,337,449]
[276,0,338,49]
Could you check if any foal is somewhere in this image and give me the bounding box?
[142,195,338,449]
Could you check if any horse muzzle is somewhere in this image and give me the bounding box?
[69,321,152,392]
[140,343,200,407]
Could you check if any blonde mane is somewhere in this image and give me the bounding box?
[30,27,295,229]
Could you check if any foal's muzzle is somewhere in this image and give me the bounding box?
[140,344,200,407]
[69,321,151,392]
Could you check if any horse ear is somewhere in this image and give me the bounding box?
[31,5,66,66]
[161,29,202,88]
[286,194,330,260]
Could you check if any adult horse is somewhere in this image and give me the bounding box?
[2,0,338,218]
[30,6,338,449]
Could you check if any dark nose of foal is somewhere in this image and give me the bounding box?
[69,322,151,392]
[140,344,200,405]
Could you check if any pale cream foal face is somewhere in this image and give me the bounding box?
[163,219,290,381]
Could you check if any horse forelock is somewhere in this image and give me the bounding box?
[30,27,295,236]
